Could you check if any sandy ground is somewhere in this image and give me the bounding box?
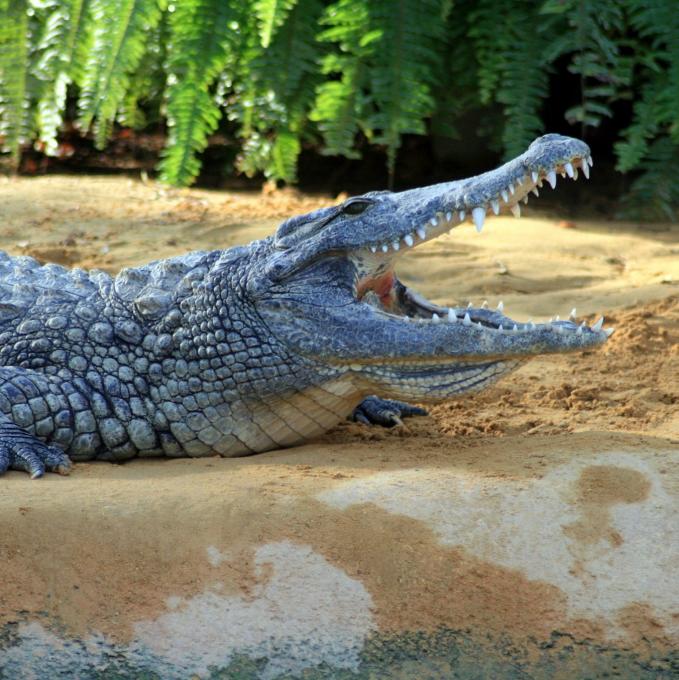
[0,175,677,676]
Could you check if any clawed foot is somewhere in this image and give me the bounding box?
[352,396,428,428]
[0,423,72,479]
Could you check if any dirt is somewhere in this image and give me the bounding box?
[0,174,677,653]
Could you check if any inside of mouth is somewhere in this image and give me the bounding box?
[352,153,604,336]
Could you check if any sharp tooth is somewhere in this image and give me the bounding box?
[513,324,518,331]
[467,301,473,308]
[565,162,574,178]
[549,317,554,323]
[560,171,566,178]
[430,217,438,227]
[472,207,486,233]
[491,199,500,215]
[477,321,483,329]
[547,170,557,189]
[592,316,604,332]
[555,315,560,322]
[501,190,509,203]
[582,162,590,179]
[370,245,377,253]
[510,204,521,218]
[569,308,576,320]
[392,241,400,250]
[508,183,515,195]
[447,308,456,322]
[523,196,528,205]
[576,325,583,335]
[531,170,538,183]
[446,211,452,222]
[529,320,536,329]
[531,187,539,197]
[498,324,503,331]
[604,327,614,337]
[573,168,579,180]
[458,210,466,221]
[587,156,594,167]
[416,227,426,239]
[404,233,414,247]
[432,313,440,323]
[482,300,489,309]
[463,312,472,325]
[381,244,389,253]
[497,301,504,312]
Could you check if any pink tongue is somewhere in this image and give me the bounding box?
[356,271,396,306]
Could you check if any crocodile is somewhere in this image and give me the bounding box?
[0,133,611,478]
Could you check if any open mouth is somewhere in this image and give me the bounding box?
[352,152,613,338]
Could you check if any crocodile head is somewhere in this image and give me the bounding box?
[254,134,611,402]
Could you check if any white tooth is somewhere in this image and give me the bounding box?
[531,170,538,183]
[604,327,614,337]
[529,319,536,329]
[560,171,566,178]
[531,187,539,197]
[463,312,472,326]
[573,168,579,180]
[569,308,576,320]
[447,308,456,322]
[430,217,438,227]
[491,199,500,215]
[416,227,426,240]
[392,241,400,250]
[576,325,583,335]
[498,324,503,331]
[381,244,389,253]
[467,301,473,308]
[592,316,604,332]
[555,315,560,322]
[510,204,521,218]
[481,300,489,309]
[587,156,593,167]
[513,324,518,331]
[446,211,452,222]
[582,162,590,179]
[472,207,486,233]
[370,245,377,253]
[404,233,414,247]
[497,301,504,312]
[549,317,554,323]
[501,190,509,203]
[547,170,557,189]
[523,196,528,205]
[477,321,483,329]
[432,313,440,323]
[508,182,515,195]
[565,162,574,178]
[458,210,466,221]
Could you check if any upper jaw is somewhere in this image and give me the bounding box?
[357,136,592,257]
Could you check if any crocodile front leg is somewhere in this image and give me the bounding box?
[0,367,82,478]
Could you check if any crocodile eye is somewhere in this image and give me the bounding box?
[342,199,372,215]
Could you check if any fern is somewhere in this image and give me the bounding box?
[233,0,324,182]
[34,0,93,155]
[254,0,297,49]
[0,0,30,166]
[310,0,379,159]
[618,136,679,220]
[157,0,234,186]
[78,0,164,149]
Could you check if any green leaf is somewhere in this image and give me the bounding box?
[254,0,297,49]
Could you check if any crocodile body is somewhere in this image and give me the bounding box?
[0,134,610,478]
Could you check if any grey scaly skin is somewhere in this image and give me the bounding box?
[0,133,611,479]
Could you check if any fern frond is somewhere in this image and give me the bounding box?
[34,0,93,155]
[157,0,234,186]
[0,0,30,165]
[310,0,377,159]
[78,0,163,148]
[233,0,323,182]
[254,0,297,49]
[619,136,679,221]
